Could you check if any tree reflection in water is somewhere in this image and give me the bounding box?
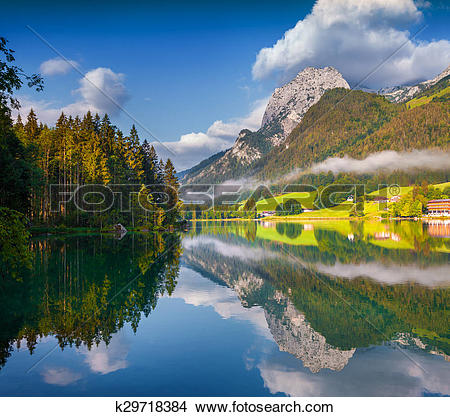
[0,232,182,369]
[184,220,449,363]
[1,219,448,377]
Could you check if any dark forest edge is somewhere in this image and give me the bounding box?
[0,37,184,269]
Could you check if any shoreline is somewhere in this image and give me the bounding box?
[189,216,450,222]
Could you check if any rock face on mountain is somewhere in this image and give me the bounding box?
[266,293,355,373]
[262,67,350,143]
[381,64,450,103]
[181,64,450,184]
[183,238,355,373]
[182,66,349,184]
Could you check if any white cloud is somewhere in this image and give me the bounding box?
[252,0,450,88]
[77,67,129,115]
[81,332,129,375]
[170,266,272,339]
[315,261,450,287]
[256,346,450,396]
[40,57,78,76]
[309,150,450,174]
[42,367,82,386]
[15,67,129,124]
[152,97,269,171]
[183,236,275,262]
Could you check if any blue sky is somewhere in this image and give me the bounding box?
[2,0,450,170]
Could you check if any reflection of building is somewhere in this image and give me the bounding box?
[260,221,276,228]
[427,199,450,216]
[259,211,276,218]
[391,233,401,242]
[373,231,401,241]
[374,232,390,240]
[426,220,450,238]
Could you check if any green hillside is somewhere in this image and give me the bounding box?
[256,88,449,180]
[406,75,450,109]
[256,88,401,179]
[407,86,450,109]
[254,191,318,211]
[250,181,450,219]
[369,181,450,198]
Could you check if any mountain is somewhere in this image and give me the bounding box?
[181,64,449,185]
[262,66,350,142]
[181,66,350,183]
[183,237,355,372]
[176,149,227,180]
[381,64,450,103]
[405,74,450,109]
[256,87,449,180]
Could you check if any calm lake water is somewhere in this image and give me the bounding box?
[1,220,449,396]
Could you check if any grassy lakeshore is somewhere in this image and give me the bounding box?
[29,225,180,236]
[231,181,450,221]
[191,219,450,254]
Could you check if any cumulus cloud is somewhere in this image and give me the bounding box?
[152,97,269,171]
[315,261,450,287]
[42,367,82,386]
[252,0,450,88]
[256,347,450,396]
[183,236,275,262]
[15,67,129,124]
[40,57,78,76]
[78,67,129,115]
[171,266,271,339]
[81,332,129,375]
[310,150,450,174]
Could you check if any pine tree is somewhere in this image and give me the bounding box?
[125,125,144,182]
[93,113,101,133]
[5,106,182,228]
[164,159,179,190]
[142,140,159,185]
[100,114,115,154]
[163,159,180,225]
[14,114,24,129]
[24,109,40,145]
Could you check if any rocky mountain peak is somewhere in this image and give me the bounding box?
[428,64,450,84]
[382,63,450,103]
[182,66,350,183]
[261,66,350,140]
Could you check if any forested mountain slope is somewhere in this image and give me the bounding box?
[256,87,449,180]
[381,64,450,103]
[255,89,397,179]
[181,64,449,184]
[182,67,349,184]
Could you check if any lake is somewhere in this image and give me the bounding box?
[0,220,449,396]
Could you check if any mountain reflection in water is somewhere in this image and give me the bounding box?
[182,221,449,369]
[0,220,448,396]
